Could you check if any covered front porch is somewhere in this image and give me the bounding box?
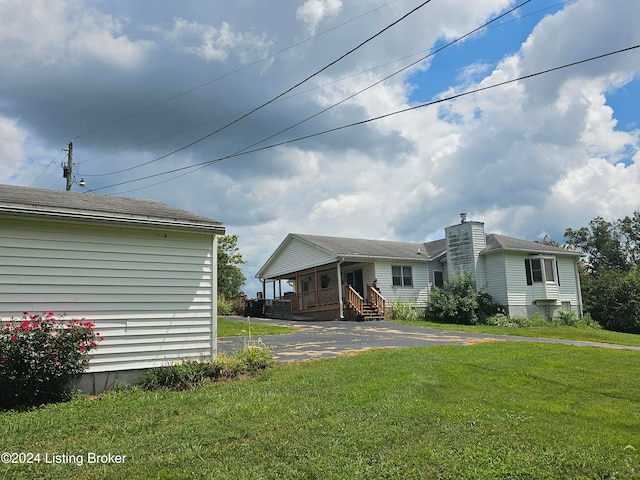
[261,261,386,321]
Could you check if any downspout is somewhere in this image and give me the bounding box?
[574,259,584,318]
[337,258,345,319]
[211,234,218,361]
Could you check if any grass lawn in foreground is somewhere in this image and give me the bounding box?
[1,343,638,479]
[392,318,640,347]
[217,316,297,337]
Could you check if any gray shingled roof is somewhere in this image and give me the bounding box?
[295,233,445,261]
[293,232,579,261]
[482,233,582,256]
[0,184,225,233]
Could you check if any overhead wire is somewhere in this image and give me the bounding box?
[81,0,567,177]
[72,0,401,143]
[226,0,531,160]
[79,0,434,179]
[88,44,640,195]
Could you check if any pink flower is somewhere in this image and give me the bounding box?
[46,311,54,317]
[23,311,29,315]
[10,335,17,341]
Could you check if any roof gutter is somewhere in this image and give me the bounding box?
[0,205,225,235]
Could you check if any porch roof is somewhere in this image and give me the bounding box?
[256,233,447,280]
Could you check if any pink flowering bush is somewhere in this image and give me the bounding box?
[0,311,103,408]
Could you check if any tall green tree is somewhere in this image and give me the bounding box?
[564,216,629,273]
[217,235,246,299]
[564,212,640,333]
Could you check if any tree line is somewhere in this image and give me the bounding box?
[564,211,640,333]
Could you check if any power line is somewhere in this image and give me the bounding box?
[88,44,640,195]
[82,0,551,176]
[228,0,531,159]
[29,148,66,188]
[80,0,434,180]
[72,0,400,142]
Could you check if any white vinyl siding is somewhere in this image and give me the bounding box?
[481,253,508,307]
[0,218,216,373]
[374,260,429,306]
[259,237,335,279]
[500,253,581,317]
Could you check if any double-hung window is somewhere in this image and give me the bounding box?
[392,266,413,287]
[525,256,559,285]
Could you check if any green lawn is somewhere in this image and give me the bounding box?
[217,316,297,337]
[392,318,640,347]
[1,343,638,479]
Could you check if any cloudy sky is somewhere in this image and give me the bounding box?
[1,0,639,296]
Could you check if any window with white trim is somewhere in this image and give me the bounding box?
[525,256,559,285]
[392,265,413,287]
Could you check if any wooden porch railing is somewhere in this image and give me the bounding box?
[296,286,340,310]
[367,284,386,319]
[344,284,364,316]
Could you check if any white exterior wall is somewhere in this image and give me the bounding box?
[374,260,429,307]
[260,237,335,279]
[0,218,217,374]
[342,263,376,292]
[501,253,581,318]
[556,256,582,311]
[481,253,508,307]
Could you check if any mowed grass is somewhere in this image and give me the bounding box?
[393,318,640,347]
[217,317,297,337]
[1,343,639,479]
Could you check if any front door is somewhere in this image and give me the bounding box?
[346,269,364,298]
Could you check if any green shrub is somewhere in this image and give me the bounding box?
[484,313,532,327]
[389,299,423,322]
[426,273,504,325]
[217,294,235,315]
[552,310,601,329]
[138,340,274,391]
[581,267,640,333]
[138,359,212,391]
[0,312,103,408]
[476,292,507,322]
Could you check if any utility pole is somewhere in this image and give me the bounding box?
[63,140,73,191]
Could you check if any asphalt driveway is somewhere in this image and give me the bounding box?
[218,317,640,361]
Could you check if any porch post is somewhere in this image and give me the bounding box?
[314,267,318,307]
[337,258,344,319]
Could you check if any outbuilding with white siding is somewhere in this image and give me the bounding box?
[0,184,225,392]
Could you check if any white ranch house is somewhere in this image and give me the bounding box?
[0,184,225,392]
[256,216,583,321]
